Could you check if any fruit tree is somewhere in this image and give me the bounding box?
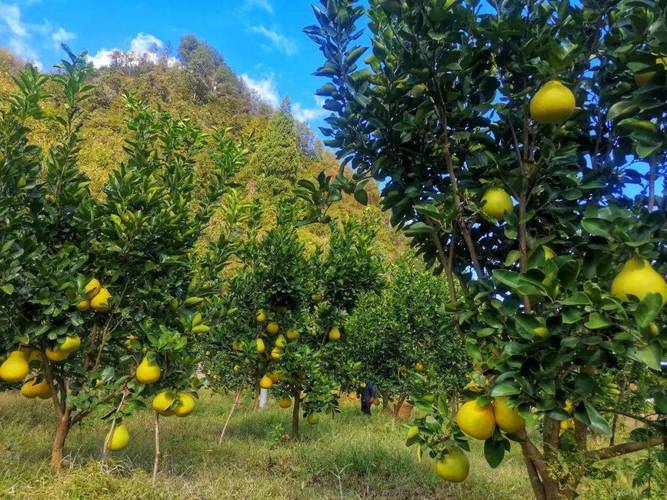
[309,0,667,498]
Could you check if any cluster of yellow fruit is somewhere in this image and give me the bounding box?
[76,278,112,312]
[1,336,82,384]
[151,390,196,417]
[429,397,524,482]
[0,349,51,399]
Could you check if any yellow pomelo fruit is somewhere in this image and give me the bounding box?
[232,340,243,351]
[256,309,267,322]
[76,300,90,312]
[307,414,320,425]
[456,400,496,440]
[270,347,283,360]
[435,448,470,482]
[278,398,292,409]
[530,80,576,124]
[266,322,280,335]
[286,329,300,340]
[59,336,81,353]
[135,356,161,384]
[328,327,341,341]
[407,425,420,439]
[107,423,130,451]
[259,375,273,389]
[90,287,112,312]
[311,293,323,302]
[21,378,51,399]
[174,392,196,417]
[0,351,29,382]
[415,361,424,372]
[493,397,525,433]
[45,347,71,362]
[84,278,101,297]
[152,391,175,414]
[256,338,265,353]
[481,188,513,220]
[611,257,667,304]
[275,335,286,348]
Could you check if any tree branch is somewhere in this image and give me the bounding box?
[585,435,666,461]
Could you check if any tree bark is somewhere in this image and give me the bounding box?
[50,409,71,474]
[380,389,390,410]
[291,386,301,437]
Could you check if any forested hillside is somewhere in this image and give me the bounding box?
[0,37,405,256]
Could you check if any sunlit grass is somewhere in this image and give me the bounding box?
[0,391,652,499]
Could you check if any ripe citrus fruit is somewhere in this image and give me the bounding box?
[435,448,470,482]
[493,397,525,433]
[530,80,576,124]
[0,351,29,382]
[481,188,513,220]
[106,423,130,451]
[456,400,496,440]
[174,392,196,417]
[135,356,161,384]
[611,257,667,304]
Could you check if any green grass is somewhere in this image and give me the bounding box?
[0,392,656,499]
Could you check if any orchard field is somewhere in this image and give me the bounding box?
[1,1,666,499]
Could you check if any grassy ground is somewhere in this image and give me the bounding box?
[0,391,656,499]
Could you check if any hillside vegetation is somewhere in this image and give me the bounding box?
[0,38,405,256]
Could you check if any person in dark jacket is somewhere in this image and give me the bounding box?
[360,380,379,415]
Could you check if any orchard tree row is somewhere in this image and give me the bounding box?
[0,50,461,475]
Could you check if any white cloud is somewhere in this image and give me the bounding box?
[0,3,26,36]
[241,73,280,108]
[87,32,178,68]
[250,25,297,55]
[245,0,273,13]
[293,96,327,123]
[51,26,75,49]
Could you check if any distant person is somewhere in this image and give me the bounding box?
[360,380,379,416]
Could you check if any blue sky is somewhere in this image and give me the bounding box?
[0,0,333,128]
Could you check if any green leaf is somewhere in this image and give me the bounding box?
[354,189,368,205]
[484,439,505,468]
[0,284,14,295]
[584,312,613,329]
[584,403,611,435]
[491,382,521,397]
[631,344,662,371]
[492,270,548,297]
[581,218,612,238]
[635,293,663,328]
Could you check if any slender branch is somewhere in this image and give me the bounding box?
[585,435,666,461]
[429,227,457,302]
[152,412,160,487]
[598,408,666,431]
[218,384,244,444]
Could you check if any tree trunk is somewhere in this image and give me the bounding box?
[380,389,390,410]
[542,416,563,499]
[291,387,301,437]
[152,413,160,487]
[50,409,71,474]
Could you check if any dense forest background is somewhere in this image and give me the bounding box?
[0,37,406,256]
